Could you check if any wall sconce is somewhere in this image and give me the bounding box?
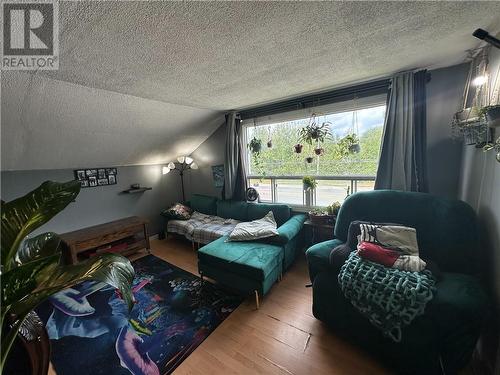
[162,156,198,201]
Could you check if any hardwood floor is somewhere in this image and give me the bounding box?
[49,238,390,375]
[151,238,390,375]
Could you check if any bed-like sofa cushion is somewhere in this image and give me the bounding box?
[216,200,249,221]
[247,202,290,226]
[190,194,217,215]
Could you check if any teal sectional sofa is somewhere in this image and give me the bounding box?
[306,190,490,374]
[188,194,306,304]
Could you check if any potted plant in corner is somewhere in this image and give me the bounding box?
[1,180,135,375]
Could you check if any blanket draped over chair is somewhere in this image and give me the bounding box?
[338,252,436,342]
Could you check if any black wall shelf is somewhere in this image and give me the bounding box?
[121,187,152,194]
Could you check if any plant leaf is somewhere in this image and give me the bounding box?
[3,253,135,319]
[17,232,62,265]
[1,180,80,270]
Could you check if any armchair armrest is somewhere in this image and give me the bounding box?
[276,214,307,243]
[306,239,344,282]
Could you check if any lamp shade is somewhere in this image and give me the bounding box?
[162,166,170,175]
[185,156,193,165]
[167,162,175,169]
[190,162,198,170]
[177,156,186,164]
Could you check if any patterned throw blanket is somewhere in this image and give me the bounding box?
[338,252,436,342]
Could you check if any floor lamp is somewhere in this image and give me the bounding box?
[162,156,198,202]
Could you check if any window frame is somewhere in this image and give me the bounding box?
[243,97,386,208]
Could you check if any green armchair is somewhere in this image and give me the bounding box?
[306,190,490,374]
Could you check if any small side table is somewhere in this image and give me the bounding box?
[304,219,335,245]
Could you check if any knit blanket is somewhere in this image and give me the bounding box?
[338,252,436,342]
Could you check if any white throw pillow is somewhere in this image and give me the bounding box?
[227,211,279,241]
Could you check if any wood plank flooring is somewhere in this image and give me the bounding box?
[152,238,390,375]
[49,238,390,375]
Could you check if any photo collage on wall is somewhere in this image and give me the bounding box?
[75,168,117,188]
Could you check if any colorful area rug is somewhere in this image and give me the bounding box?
[36,255,242,375]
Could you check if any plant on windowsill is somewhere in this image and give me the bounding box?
[0,181,135,374]
[327,201,341,216]
[302,175,317,191]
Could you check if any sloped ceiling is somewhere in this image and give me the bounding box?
[2,1,500,170]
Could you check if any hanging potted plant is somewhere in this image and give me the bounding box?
[483,136,500,163]
[294,144,303,153]
[479,105,500,128]
[337,133,360,156]
[314,147,324,156]
[248,137,262,154]
[305,156,314,164]
[298,114,331,145]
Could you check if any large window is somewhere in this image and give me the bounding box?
[244,103,386,206]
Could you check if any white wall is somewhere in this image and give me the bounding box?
[1,71,223,171]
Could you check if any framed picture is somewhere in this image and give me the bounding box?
[75,170,86,181]
[75,167,117,188]
[211,165,224,188]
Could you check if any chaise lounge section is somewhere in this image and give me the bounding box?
[167,194,307,304]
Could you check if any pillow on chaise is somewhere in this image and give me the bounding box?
[161,203,193,220]
[228,211,279,241]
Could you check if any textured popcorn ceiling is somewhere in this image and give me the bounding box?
[3,1,500,170]
[46,1,500,110]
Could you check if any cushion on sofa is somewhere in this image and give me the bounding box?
[216,200,249,221]
[161,202,193,220]
[199,236,284,281]
[247,202,291,226]
[228,211,278,241]
[190,194,218,215]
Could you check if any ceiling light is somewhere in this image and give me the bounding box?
[162,166,170,175]
[472,75,488,86]
[177,156,185,164]
[190,162,198,170]
[185,156,193,165]
[167,162,175,169]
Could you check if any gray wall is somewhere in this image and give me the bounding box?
[1,165,182,236]
[426,63,469,198]
[186,63,471,200]
[185,122,226,200]
[1,71,222,171]
[459,47,500,310]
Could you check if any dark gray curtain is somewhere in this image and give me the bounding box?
[375,70,429,192]
[222,112,247,200]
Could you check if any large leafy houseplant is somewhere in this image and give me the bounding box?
[0,180,135,373]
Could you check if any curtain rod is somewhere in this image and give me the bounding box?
[238,72,431,120]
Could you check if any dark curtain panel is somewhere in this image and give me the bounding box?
[412,70,429,192]
[375,70,429,192]
[222,112,247,200]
